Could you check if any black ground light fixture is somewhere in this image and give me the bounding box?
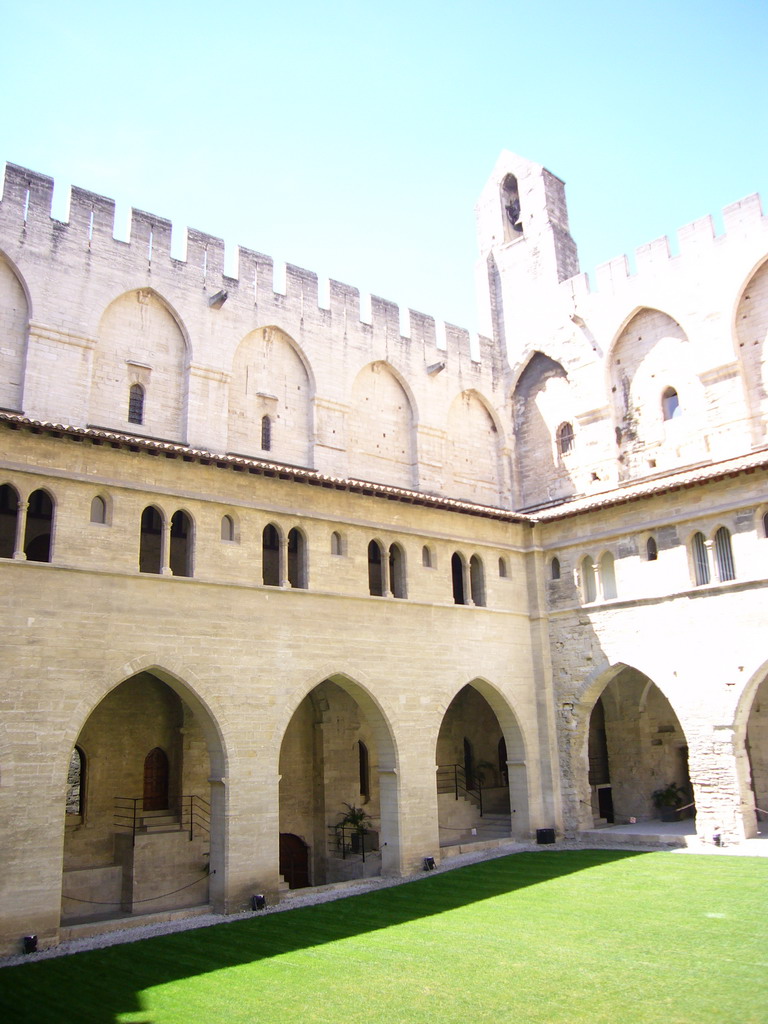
[251,894,267,910]
[23,935,37,954]
[423,856,436,871]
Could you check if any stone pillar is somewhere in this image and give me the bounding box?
[12,498,27,559]
[160,519,173,575]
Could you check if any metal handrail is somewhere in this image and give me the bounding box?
[328,823,378,861]
[436,763,483,816]
[114,794,211,845]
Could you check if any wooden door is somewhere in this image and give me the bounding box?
[279,833,310,889]
[143,747,169,811]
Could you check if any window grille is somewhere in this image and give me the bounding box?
[128,383,145,424]
[261,415,271,451]
[556,422,574,455]
[714,527,735,582]
[692,532,710,586]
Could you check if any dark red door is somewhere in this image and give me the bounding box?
[279,833,310,889]
[143,747,169,811]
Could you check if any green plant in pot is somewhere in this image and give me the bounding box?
[652,782,687,821]
[336,803,372,853]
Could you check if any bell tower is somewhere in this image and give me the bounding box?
[475,151,579,357]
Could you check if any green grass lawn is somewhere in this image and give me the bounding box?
[1,850,766,1024]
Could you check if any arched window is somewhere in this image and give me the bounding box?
[66,746,85,817]
[221,514,235,542]
[500,173,523,237]
[261,415,272,452]
[661,387,681,421]
[556,422,574,456]
[498,556,508,578]
[368,540,384,596]
[90,495,107,525]
[763,511,768,538]
[451,552,466,605]
[331,531,343,556]
[0,483,19,558]
[422,545,433,568]
[470,554,486,607]
[170,510,193,577]
[358,740,370,799]
[600,551,617,600]
[581,556,597,602]
[646,537,658,561]
[262,524,281,586]
[714,526,735,582]
[389,543,406,599]
[692,532,710,586]
[139,505,163,573]
[287,527,307,589]
[24,489,54,562]
[551,557,561,581]
[128,383,145,425]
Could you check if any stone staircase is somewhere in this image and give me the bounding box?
[137,809,184,834]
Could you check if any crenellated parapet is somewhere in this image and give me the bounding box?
[0,162,513,509]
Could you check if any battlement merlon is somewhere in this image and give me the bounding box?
[0,161,491,368]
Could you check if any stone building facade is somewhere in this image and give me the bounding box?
[0,150,766,954]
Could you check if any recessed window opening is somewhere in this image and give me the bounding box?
[661,387,681,421]
[646,537,658,561]
[139,505,163,573]
[368,540,384,596]
[24,488,54,562]
[262,524,281,586]
[692,532,710,586]
[763,511,768,538]
[714,526,735,582]
[128,383,145,425]
[600,551,617,600]
[470,554,486,607]
[500,173,523,237]
[358,740,370,800]
[331,531,343,556]
[556,422,574,455]
[551,557,561,580]
[498,556,508,578]
[221,514,235,542]
[287,527,307,589]
[90,495,107,524]
[451,552,466,604]
[389,543,406,599]
[261,415,272,451]
[170,510,192,577]
[422,545,432,568]
[0,483,19,558]
[66,746,85,817]
[581,556,597,602]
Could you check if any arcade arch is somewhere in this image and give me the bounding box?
[62,670,225,924]
[435,681,529,843]
[579,665,693,828]
[347,361,416,488]
[277,675,400,888]
[0,251,29,412]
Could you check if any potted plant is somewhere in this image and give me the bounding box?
[335,803,372,853]
[652,782,687,822]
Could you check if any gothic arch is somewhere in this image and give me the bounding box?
[734,257,768,444]
[445,388,506,506]
[512,351,575,508]
[228,325,314,466]
[91,288,190,442]
[0,249,30,412]
[347,361,416,489]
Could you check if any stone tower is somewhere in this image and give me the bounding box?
[475,151,580,357]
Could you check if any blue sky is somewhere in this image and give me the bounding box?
[1,1,766,332]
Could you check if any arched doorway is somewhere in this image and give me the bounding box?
[277,676,399,886]
[435,682,529,846]
[743,673,768,837]
[62,671,224,923]
[583,667,693,826]
[279,833,310,889]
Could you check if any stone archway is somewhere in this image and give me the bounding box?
[435,682,529,845]
[579,666,693,828]
[277,675,400,887]
[62,670,225,923]
[736,667,768,839]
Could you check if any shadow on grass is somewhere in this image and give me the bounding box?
[0,850,647,1024]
